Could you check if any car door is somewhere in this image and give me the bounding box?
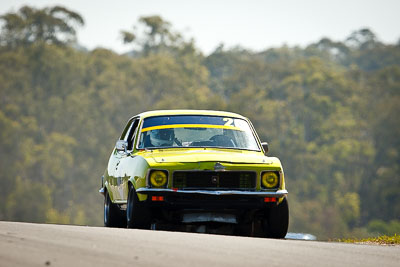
[106,117,135,200]
[113,117,140,200]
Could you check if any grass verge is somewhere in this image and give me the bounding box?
[338,234,400,245]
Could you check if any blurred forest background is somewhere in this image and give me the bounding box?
[0,5,399,239]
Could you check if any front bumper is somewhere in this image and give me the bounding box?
[137,188,288,210]
[137,188,288,223]
[136,188,288,197]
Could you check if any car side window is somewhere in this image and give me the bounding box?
[125,119,140,150]
[120,118,134,140]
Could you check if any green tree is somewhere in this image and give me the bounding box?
[0,5,84,47]
[121,15,183,55]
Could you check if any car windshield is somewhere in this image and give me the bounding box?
[137,115,260,151]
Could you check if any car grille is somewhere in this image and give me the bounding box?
[172,171,256,189]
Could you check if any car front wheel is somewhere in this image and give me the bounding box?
[264,197,289,238]
[104,191,126,227]
[127,185,151,229]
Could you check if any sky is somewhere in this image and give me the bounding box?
[1,0,399,55]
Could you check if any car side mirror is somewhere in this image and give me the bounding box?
[116,140,128,153]
[261,142,269,155]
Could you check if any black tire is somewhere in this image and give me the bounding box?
[104,191,126,227]
[264,197,289,238]
[127,185,151,229]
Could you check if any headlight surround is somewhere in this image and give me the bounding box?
[149,170,168,188]
[261,171,279,189]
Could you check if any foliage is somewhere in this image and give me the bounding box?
[367,220,400,236]
[338,234,400,245]
[0,5,84,47]
[121,15,185,56]
[0,6,399,239]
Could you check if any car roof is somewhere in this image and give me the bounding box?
[136,110,248,120]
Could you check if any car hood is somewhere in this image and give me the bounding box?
[139,148,278,165]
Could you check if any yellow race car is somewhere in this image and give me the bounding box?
[100,110,288,238]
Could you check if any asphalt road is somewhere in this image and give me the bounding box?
[1,221,399,267]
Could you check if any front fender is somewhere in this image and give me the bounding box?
[99,180,119,206]
[119,155,150,201]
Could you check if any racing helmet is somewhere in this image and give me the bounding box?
[149,128,175,146]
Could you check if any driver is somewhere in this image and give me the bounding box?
[149,128,175,147]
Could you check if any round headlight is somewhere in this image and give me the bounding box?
[261,172,279,188]
[150,170,168,188]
